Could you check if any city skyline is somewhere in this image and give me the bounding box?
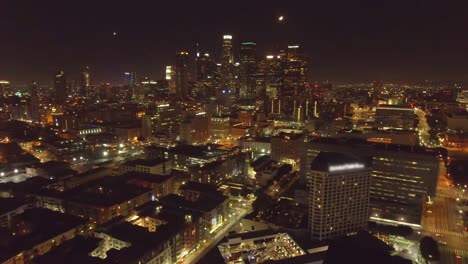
[2,0,468,84]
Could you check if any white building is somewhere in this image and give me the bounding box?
[308,152,371,241]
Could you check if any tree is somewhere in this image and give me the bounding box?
[396,225,413,237]
[252,193,274,212]
[419,236,440,263]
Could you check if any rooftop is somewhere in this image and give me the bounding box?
[63,176,152,207]
[311,152,369,173]
[169,144,226,159]
[179,181,220,196]
[0,208,86,263]
[34,236,101,264]
[123,171,172,184]
[159,192,226,213]
[309,137,444,157]
[325,231,411,264]
[273,132,304,141]
[122,158,168,167]
[0,197,29,215]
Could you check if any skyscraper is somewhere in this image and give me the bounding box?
[219,35,239,101]
[196,52,217,98]
[283,45,308,97]
[124,72,137,86]
[175,51,190,99]
[80,66,91,98]
[239,42,257,99]
[222,35,234,65]
[196,53,216,82]
[0,80,11,98]
[165,66,176,95]
[302,138,438,226]
[54,70,67,104]
[29,81,40,123]
[308,152,371,241]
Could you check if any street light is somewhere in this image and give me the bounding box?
[14,169,18,173]
[103,151,109,157]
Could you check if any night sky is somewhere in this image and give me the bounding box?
[1,0,468,84]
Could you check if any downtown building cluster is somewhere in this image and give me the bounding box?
[0,32,467,263]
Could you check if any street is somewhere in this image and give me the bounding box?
[181,197,252,264]
[421,160,468,263]
[415,108,431,146]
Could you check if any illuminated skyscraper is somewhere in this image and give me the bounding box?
[54,70,67,104]
[196,53,216,81]
[175,51,190,99]
[239,42,257,99]
[165,66,176,95]
[219,35,239,100]
[124,72,137,86]
[196,52,217,98]
[259,55,283,99]
[29,81,40,122]
[80,66,91,98]
[283,45,308,97]
[0,80,11,98]
[222,35,234,65]
[308,152,371,241]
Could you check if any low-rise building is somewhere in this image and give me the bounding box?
[0,208,86,264]
[119,158,171,175]
[0,197,31,229]
[189,155,244,185]
[63,176,153,224]
[239,137,272,158]
[123,172,175,199]
[217,230,306,263]
[271,132,305,168]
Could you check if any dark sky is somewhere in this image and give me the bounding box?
[1,0,468,85]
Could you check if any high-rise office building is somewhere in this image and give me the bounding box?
[154,80,169,99]
[283,45,308,97]
[239,42,257,100]
[0,80,11,98]
[196,53,216,82]
[222,35,234,65]
[80,66,91,98]
[175,51,190,99]
[308,152,371,241]
[302,138,440,226]
[54,70,67,104]
[259,55,283,99]
[196,53,218,98]
[29,81,40,123]
[124,72,137,86]
[165,66,176,95]
[219,35,239,101]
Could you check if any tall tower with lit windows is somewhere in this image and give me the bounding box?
[308,152,371,241]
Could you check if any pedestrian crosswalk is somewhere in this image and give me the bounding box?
[440,245,468,264]
[425,228,466,238]
[451,248,468,257]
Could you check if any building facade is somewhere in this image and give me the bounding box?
[308,152,371,241]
